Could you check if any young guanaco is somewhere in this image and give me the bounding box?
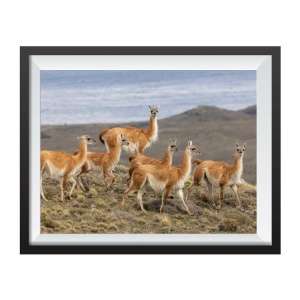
[99,105,159,153]
[127,138,178,181]
[186,143,246,210]
[76,134,130,190]
[123,141,199,215]
[40,135,96,202]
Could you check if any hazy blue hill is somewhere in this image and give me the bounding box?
[162,105,253,123]
[239,105,256,115]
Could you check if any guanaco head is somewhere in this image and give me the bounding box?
[148,105,159,118]
[168,138,178,153]
[118,134,130,146]
[233,143,246,159]
[78,135,97,145]
[186,140,200,156]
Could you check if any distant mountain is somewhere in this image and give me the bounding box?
[41,105,257,183]
[132,105,256,128]
[161,105,254,124]
[239,105,256,115]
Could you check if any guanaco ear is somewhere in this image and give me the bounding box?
[188,140,192,146]
[148,105,153,110]
[235,143,240,148]
[242,143,247,151]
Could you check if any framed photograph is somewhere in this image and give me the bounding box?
[20,46,280,254]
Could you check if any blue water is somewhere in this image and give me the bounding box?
[41,70,256,124]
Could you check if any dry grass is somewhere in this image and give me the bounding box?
[41,165,256,234]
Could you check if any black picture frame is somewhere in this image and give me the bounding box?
[20,46,281,254]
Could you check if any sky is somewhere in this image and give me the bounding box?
[41,70,256,125]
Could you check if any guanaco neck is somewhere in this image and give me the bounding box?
[146,115,158,142]
[107,144,122,165]
[75,140,88,163]
[178,149,192,179]
[232,154,244,175]
[162,149,174,166]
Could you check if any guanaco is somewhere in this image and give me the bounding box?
[127,138,178,181]
[99,105,159,153]
[76,134,130,190]
[40,135,96,202]
[123,141,200,215]
[186,143,246,210]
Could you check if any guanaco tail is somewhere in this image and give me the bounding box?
[186,143,246,210]
[99,105,159,153]
[40,135,96,202]
[123,141,200,215]
[75,134,130,191]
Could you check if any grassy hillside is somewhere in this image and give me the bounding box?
[41,105,256,234]
[41,165,256,234]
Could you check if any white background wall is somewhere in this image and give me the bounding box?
[0,1,296,299]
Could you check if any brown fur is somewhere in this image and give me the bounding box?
[40,135,95,202]
[122,141,199,214]
[76,134,130,190]
[192,159,203,166]
[186,144,246,210]
[99,106,158,153]
[127,139,177,180]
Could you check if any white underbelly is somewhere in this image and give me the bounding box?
[204,170,221,186]
[147,174,166,193]
[44,161,65,179]
[228,173,242,185]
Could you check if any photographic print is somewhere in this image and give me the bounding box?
[20,47,280,254]
[40,70,257,234]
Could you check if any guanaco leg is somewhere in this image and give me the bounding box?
[137,188,147,213]
[68,177,77,199]
[40,175,48,201]
[76,175,88,192]
[205,177,215,208]
[160,185,172,213]
[59,176,68,202]
[231,184,244,211]
[176,188,192,215]
[40,162,49,201]
[107,171,116,188]
[122,173,146,208]
[185,181,194,202]
[103,169,115,190]
[216,184,225,210]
